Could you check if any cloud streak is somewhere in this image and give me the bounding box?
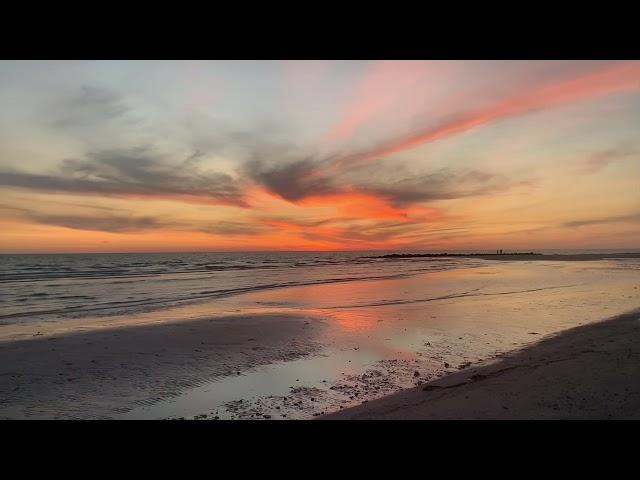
[28,214,166,233]
[581,143,637,174]
[317,61,640,176]
[0,147,247,207]
[52,86,134,128]
[1,61,638,251]
[0,205,168,233]
[562,213,640,228]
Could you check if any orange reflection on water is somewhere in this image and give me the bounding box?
[316,308,379,333]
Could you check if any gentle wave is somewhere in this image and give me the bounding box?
[0,252,484,323]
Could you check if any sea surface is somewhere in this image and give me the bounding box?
[1,249,638,325]
[0,251,482,324]
[1,249,640,419]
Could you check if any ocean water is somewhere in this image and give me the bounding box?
[0,251,489,324]
[2,249,638,326]
[2,249,640,419]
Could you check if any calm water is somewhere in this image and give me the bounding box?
[2,249,639,325]
[1,249,640,419]
[0,251,491,324]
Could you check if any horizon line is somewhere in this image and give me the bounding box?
[2,247,640,255]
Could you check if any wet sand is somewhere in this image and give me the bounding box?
[373,252,640,262]
[323,309,640,419]
[1,258,639,419]
[477,253,640,261]
[0,313,323,419]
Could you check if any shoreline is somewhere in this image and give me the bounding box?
[322,309,640,420]
[367,252,640,261]
[2,258,638,420]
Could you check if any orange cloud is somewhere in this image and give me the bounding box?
[318,61,640,176]
[296,191,411,220]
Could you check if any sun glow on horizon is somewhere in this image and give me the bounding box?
[1,60,639,253]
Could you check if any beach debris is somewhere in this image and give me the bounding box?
[214,350,483,419]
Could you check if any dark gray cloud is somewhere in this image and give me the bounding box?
[8,197,123,212]
[2,113,530,214]
[0,204,271,236]
[244,153,518,207]
[360,169,506,206]
[244,156,341,202]
[232,126,531,207]
[0,205,167,233]
[562,213,640,228]
[28,214,166,233]
[0,147,246,206]
[189,126,342,202]
[169,123,529,208]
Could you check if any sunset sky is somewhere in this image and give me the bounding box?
[0,60,639,253]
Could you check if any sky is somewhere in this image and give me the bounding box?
[0,60,639,253]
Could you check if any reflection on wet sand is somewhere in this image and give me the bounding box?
[1,258,638,419]
[121,260,640,420]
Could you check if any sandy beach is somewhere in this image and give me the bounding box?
[323,308,640,419]
[3,59,640,423]
[1,254,639,420]
[0,313,324,419]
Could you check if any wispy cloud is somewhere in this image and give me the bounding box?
[52,86,134,128]
[28,214,166,233]
[581,143,637,174]
[0,205,168,233]
[1,61,638,251]
[318,61,640,175]
[196,221,270,236]
[0,147,247,207]
[0,204,275,236]
[245,157,339,202]
[246,153,531,212]
[562,213,640,228]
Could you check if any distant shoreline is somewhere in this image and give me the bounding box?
[364,252,640,261]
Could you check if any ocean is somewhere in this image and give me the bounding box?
[1,249,640,419]
[1,249,638,325]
